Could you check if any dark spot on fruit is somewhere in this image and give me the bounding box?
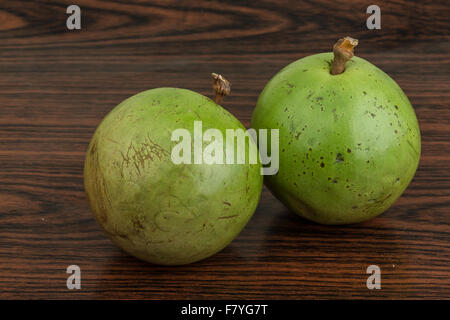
[370,113,376,118]
[309,148,312,151]
[394,130,398,134]
[320,162,325,168]
[116,233,130,240]
[223,201,231,206]
[303,171,306,175]
[367,160,370,163]
[347,148,351,153]
[394,105,399,110]
[131,215,145,231]
[363,91,367,95]
[303,69,308,72]
[335,153,344,163]
[396,177,400,183]
[352,205,358,209]
[332,179,338,184]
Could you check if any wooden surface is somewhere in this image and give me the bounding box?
[0,0,449,299]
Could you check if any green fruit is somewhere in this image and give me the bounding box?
[251,37,421,224]
[84,75,263,265]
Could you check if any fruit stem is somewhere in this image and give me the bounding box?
[211,73,231,104]
[331,37,358,75]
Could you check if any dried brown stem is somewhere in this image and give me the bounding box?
[331,37,358,75]
[211,73,231,104]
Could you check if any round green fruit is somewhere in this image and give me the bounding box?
[251,37,421,224]
[84,74,263,265]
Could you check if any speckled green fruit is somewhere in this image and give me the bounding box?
[84,88,263,265]
[251,52,421,224]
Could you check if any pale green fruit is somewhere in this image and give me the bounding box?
[85,86,263,265]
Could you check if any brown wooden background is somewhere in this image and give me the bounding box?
[0,0,449,299]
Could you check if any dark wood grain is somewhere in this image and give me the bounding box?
[0,0,449,299]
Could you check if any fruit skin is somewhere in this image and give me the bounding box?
[251,52,421,224]
[84,88,263,265]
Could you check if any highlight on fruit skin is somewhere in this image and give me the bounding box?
[251,36,421,225]
[84,74,263,265]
